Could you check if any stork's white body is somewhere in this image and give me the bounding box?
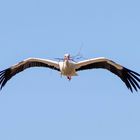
[59,60,78,77]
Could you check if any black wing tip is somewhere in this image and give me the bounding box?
[0,68,11,90]
[123,67,140,93]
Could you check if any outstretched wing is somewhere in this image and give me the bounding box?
[0,58,60,89]
[76,57,140,92]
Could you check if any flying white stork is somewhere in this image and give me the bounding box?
[0,54,140,92]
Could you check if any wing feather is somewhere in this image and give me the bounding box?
[0,58,60,89]
[76,58,140,92]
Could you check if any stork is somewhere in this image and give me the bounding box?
[0,54,140,92]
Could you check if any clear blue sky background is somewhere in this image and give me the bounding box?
[0,0,140,140]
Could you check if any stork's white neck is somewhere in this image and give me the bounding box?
[64,59,69,63]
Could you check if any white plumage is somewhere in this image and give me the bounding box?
[0,53,140,92]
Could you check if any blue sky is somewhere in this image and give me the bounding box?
[0,0,140,140]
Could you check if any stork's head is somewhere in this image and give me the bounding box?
[64,53,70,60]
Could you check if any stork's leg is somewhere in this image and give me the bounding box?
[67,76,71,81]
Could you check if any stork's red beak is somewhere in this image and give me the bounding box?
[64,56,70,60]
[64,54,70,61]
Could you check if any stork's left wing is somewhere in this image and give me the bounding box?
[0,58,60,89]
[76,57,140,92]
